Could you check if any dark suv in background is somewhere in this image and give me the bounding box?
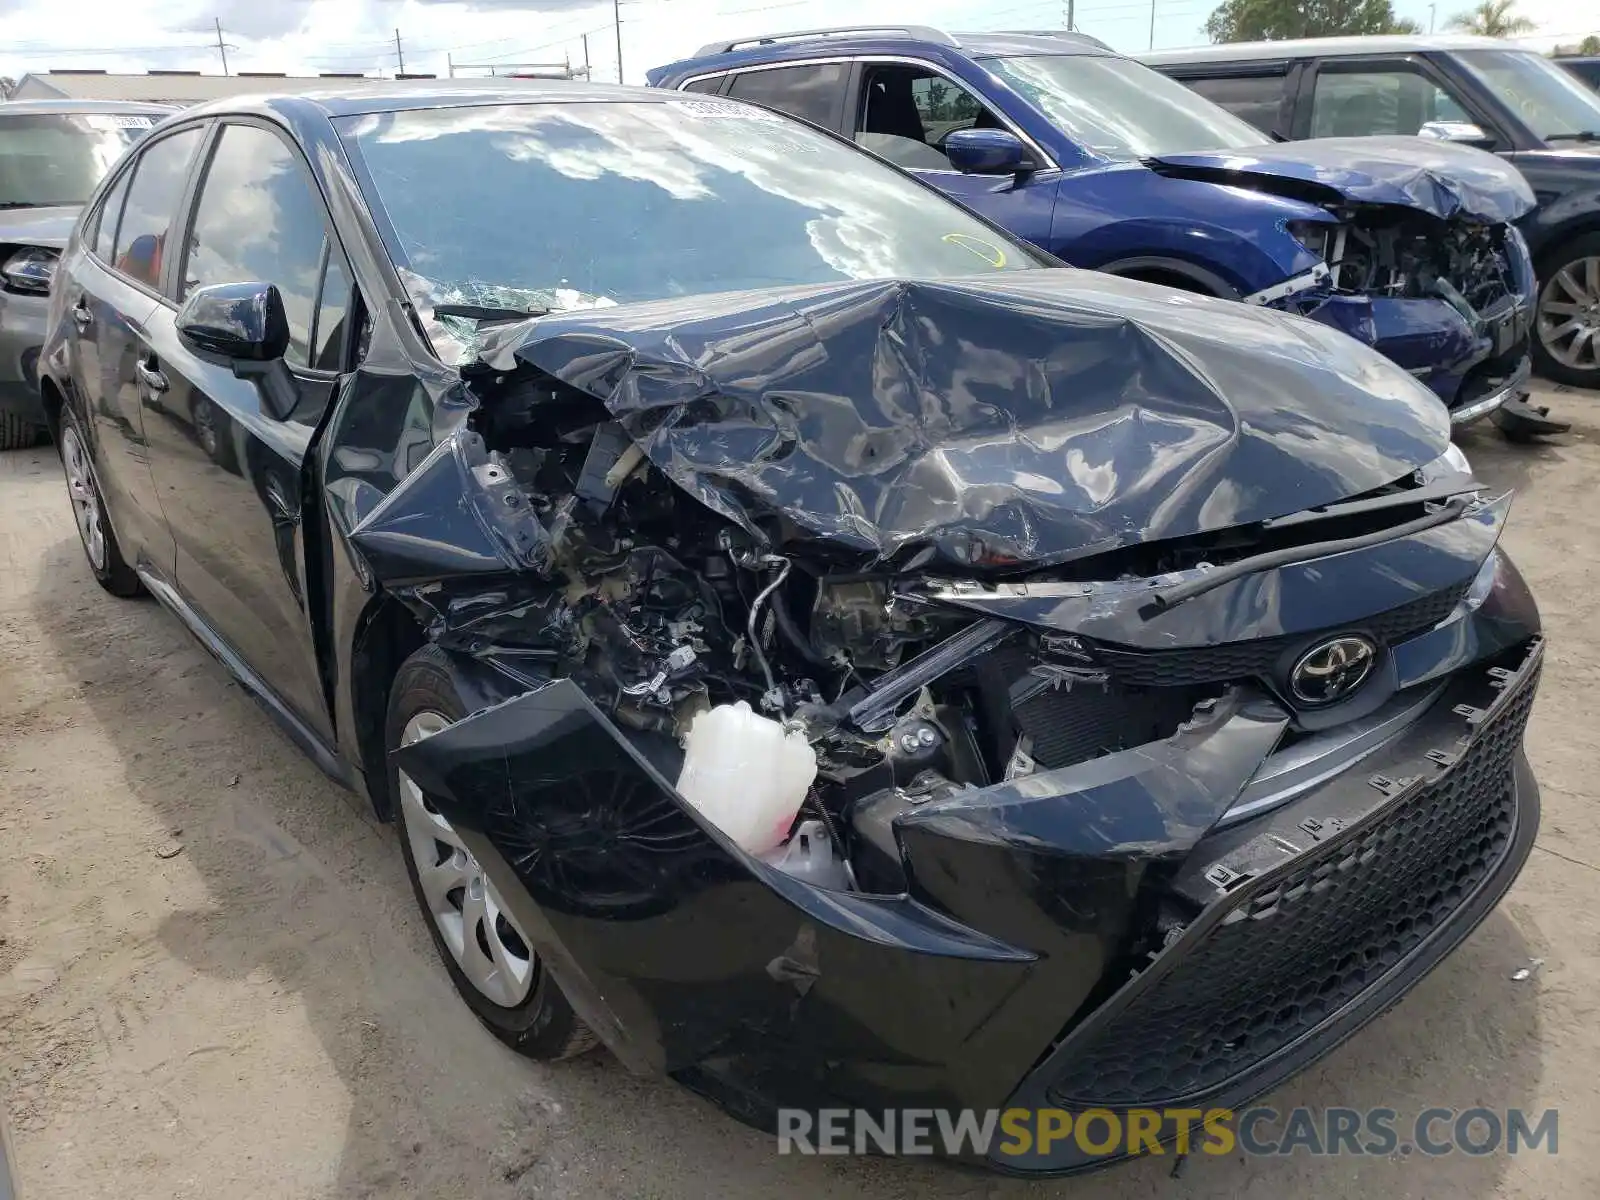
[1144,35,1600,390]
[0,99,170,448]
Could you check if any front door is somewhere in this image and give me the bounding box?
[850,62,1060,253]
[140,120,354,741]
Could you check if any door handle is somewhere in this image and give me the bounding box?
[135,357,168,393]
[71,299,92,330]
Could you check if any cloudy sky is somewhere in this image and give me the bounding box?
[0,0,1588,87]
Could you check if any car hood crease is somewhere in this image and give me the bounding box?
[1147,137,1537,223]
[473,272,1448,569]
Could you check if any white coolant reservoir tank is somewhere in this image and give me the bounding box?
[675,701,817,855]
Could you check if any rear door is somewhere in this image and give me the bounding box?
[140,119,355,742]
[65,125,207,580]
[1166,64,1296,139]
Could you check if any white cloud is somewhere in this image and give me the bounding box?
[0,0,1588,88]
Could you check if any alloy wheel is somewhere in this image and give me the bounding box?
[1537,254,1600,373]
[398,711,537,1008]
[60,425,106,571]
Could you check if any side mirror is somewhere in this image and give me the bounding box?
[176,281,290,363]
[176,282,298,421]
[1417,120,1494,149]
[944,128,1032,176]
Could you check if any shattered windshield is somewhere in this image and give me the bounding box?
[980,54,1269,159]
[337,99,1040,331]
[0,112,157,207]
[1456,49,1600,141]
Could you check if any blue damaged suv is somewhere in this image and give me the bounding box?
[649,27,1546,430]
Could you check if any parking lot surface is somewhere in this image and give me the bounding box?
[2,386,1598,1200]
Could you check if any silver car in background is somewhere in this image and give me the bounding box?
[0,99,171,449]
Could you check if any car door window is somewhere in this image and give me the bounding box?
[1184,73,1287,135]
[310,250,352,372]
[855,64,1002,171]
[91,167,132,263]
[1311,67,1471,137]
[182,123,336,368]
[724,62,846,126]
[112,127,202,290]
[682,76,725,95]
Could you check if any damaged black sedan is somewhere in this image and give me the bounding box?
[38,83,1542,1175]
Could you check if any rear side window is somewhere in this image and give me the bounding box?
[725,63,847,126]
[112,127,202,291]
[1183,74,1287,135]
[91,169,132,262]
[183,123,336,367]
[682,76,725,94]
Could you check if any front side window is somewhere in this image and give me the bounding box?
[724,63,846,126]
[337,98,1041,325]
[1456,49,1600,141]
[113,127,202,291]
[0,112,158,209]
[855,65,1002,171]
[1310,68,1470,138]
[183,123,335,367]
[980,53,1268,159]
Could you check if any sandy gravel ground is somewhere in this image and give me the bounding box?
[2,385,1599,1200]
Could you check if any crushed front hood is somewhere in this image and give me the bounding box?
[474,272,1449,569]
[1148,137,1535,223]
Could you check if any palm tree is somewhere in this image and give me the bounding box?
[1449,0,1537,37]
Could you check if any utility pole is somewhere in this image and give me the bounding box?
[614,0,624,84]
[1066,0,1075,31]
[583,33,591,79]
[394,28,405,75]
[1149,0,1156,50]
[214,17,230,75]
[447,52,454,78]
[1428,3,1437,33]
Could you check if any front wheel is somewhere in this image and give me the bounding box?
[1533,233,1600,388]
[387,645,596,1060]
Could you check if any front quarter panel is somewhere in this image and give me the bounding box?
[1050,166,1328,294]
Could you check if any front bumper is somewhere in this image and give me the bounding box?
[993,638,1541,1174]
[0,286,50,426]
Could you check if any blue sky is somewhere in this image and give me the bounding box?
[0,0,1589,87]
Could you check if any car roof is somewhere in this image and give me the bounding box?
[177,78,676,122]
[1142,33,1518,66]
[653,27,1114,81]
[0,98,177,115]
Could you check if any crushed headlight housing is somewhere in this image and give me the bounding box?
[1,245,58,295]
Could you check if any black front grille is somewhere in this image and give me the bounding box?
[1045,664,1537,1107]
[1093,580,1471,688]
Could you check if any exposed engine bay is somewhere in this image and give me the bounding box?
[407,352,1481,893]
[1290,207,1521,313]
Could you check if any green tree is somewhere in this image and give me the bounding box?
[1449,0,1537,36]
[1578,34,1600,54]
[1206,0,1420,43]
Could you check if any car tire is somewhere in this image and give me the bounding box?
[58,408,142,597]
[387,645,597,1061]
[1532,232,1600,389]
[0,412,42,451]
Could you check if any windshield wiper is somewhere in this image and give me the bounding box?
[431,302,550,323]
[1544,130,1599,143]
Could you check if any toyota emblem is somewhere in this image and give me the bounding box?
[1290,635,1377,705]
